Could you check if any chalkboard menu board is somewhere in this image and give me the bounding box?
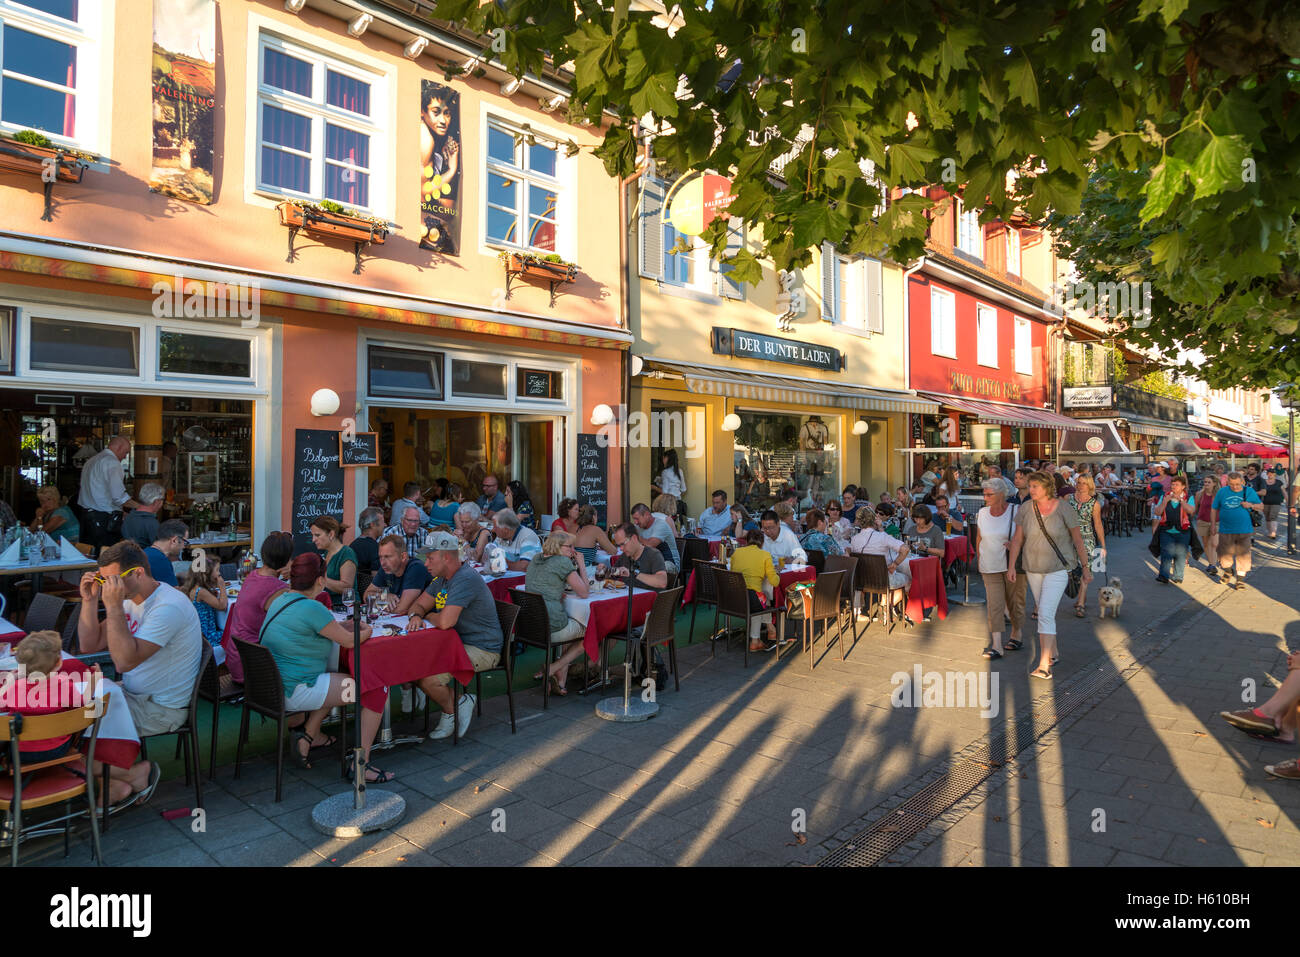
[576,433,608,525]
[291,429,344,555]
[340,431,380,467]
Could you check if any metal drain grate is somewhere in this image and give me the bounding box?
[818,589,1235,867]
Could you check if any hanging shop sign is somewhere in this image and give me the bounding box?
[665,173,734,236]
[149,0,217,205]
[1063,386,1114,409]
[711,328,844,373]
[419,81,463,254]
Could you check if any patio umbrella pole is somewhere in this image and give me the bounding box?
[311,598,405,836]
[596,575,658,722]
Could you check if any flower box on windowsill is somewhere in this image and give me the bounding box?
[277,201,388,274]
[501,252,579,307]
[0,136,91,221]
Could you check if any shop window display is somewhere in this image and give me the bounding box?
[732,411,839,513]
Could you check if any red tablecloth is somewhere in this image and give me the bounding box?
[485,574,525,603]
[581,589,658,662]
[681,565,816,610]
[943,536,969,570]
[904,556,948,621]
[341,628,475,713]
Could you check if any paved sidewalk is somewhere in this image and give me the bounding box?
[10,532,1298,867]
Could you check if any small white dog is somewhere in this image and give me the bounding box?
[1097,577,1124,619]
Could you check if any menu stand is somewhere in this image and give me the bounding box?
[595,577,658,722]
[312,609,405,836]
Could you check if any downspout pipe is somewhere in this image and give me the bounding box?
[901,256,926,481]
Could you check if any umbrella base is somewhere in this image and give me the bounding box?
[595,696,659,722]
[311,789,406,837]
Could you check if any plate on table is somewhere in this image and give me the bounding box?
[604,579,627,590]
[372,623,402,637]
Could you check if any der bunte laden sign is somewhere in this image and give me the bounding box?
[710,328,843,372]
[292,429,344,556]
[576,433,608,525]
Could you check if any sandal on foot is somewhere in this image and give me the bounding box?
[547,675,569,697]
[1004,638,1023,652]
[1030,666,1053,680]
[290,730,314,769]
[1247,732,1297,745]
[1074,606,1086,618]
[345,755,395,784]
[308,733,337,751]
[982,646,1003,660]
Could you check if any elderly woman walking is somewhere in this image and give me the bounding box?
[1064,473,1106,617]
[974,478,1025,659]
[1007,471,1093,679]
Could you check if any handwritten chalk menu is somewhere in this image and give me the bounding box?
[576,433,608,525]
[340,431,380,467]
[291,429,344,555]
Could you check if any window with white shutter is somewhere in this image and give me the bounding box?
[638,174,665,281]
[1015,317,1033,374]
[820,241,836,321]
[864,257,884,333]
[931,286,956,358]
[976,303,998,368]
[1006,227,1021,276]
[956,198,983,258]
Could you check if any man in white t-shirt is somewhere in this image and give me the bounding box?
[78,539,203,800]
[759,510,807,566]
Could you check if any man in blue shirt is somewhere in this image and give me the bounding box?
[389,481,434,529]
[364,535,432,616]
[476,475,507,516]
[144,519,189,587]
[1211,472,1263,589]
[697,489,733,536]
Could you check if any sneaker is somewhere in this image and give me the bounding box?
[428,710,455,740]
[1265,758,1300,780]
[414,688,427,712]
[400,687,413,713]
[456,693,476,737]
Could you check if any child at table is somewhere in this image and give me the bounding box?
[180,562,228,666]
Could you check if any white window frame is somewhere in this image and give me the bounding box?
[1014,317,1033,375]
[0,0,109,156]
[976,303,998,369]
[253,31,385,215]
[1005,227,1021,276]
[155,325,257,386]
[660,214,708,289]
[956,198,983,259]
[482,114,568,258]
[821,246,883,334]
[930,286,957,359]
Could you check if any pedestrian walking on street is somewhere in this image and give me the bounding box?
[1007,471,1093,680]
[1260,467,1286,540]
[1064,474,1106,616]
[974,478,1024,659]
[1194,475,1220,576]
[1152,476,1196,584]
[1212,471,1264,589]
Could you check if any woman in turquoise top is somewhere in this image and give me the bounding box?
[260,553,390,782]
[31,485,79,542]
[428,483,462,527]
[798,508,843,557]
[311,515,356,611]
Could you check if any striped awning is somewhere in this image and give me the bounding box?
[1207,415,1280,446]
[642,359,939,414]
[1121,414,1198,443]
[918,393,1101,432]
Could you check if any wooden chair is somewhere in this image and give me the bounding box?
[137,642,210,812]
[801,569,847,670]
[712,568,784,668]
[601,586,684,691]
[1,698,107,866]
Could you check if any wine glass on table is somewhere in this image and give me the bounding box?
[343,587,355,618]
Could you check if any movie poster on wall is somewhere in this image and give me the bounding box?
[149,0,217,204]
[419,80,462,254]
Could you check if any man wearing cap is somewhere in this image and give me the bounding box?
[407,531,501,740]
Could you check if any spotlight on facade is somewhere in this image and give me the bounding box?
[284,0,307,13]
[347,13,373,37]
[403,37,429,60]
[500,77,523,97]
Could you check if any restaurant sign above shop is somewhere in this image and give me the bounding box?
[710,328,844,373]
[1063,386,1114,409]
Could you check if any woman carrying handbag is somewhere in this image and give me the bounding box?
[1007,471,1093,680]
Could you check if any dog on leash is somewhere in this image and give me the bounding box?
[1097,577,1124,619]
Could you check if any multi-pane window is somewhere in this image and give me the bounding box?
[257,34,379,210]
[662,220,695,285]
[1015,317,1033,375]
[486,120,560,252]
[0,0,92,144]
[821,245,883,331]
[976,304,998,368]
[1006,227,1021,275]
[956,199,983,258]
[930,287,956,358]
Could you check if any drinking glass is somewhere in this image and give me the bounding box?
[343,588,355,616]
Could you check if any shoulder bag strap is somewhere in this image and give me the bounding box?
[1033,502,1073,570]
[258,594,309,641]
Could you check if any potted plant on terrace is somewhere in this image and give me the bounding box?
[0,129,94,221]
[276,199,389,274]
[499,250,579,307]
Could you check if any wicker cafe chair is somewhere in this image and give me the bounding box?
[679,537,712,584]
[804,548,826,574]
[472,600,520,733]
[196,648,244,781]
[1,700,107,867]
[853,552,908,634]
[712,568,784,668]
[687,561,725,644]
[801,569,846,671]
[136,642,210,813]
[601,586,684,692]
[22,593,66,634]
[822,554,859,642]
[510,590,566,711]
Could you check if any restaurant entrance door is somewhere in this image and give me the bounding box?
[516,416,561,518]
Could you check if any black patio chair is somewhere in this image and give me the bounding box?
[712,568,784,668]
[801,569,846,670]
[137,642,210,812]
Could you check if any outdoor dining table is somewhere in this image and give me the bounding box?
[518,583,659,662]
[340,617,475,713]
[943,534,969,569]
[680,561,816,610]
[479,571,525,603]
[0,616,23,642]
[903,555,948,622]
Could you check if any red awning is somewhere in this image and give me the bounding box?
[1226,442,1288,459]
[918,393,1102,432]
[1192,437,1224,450]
